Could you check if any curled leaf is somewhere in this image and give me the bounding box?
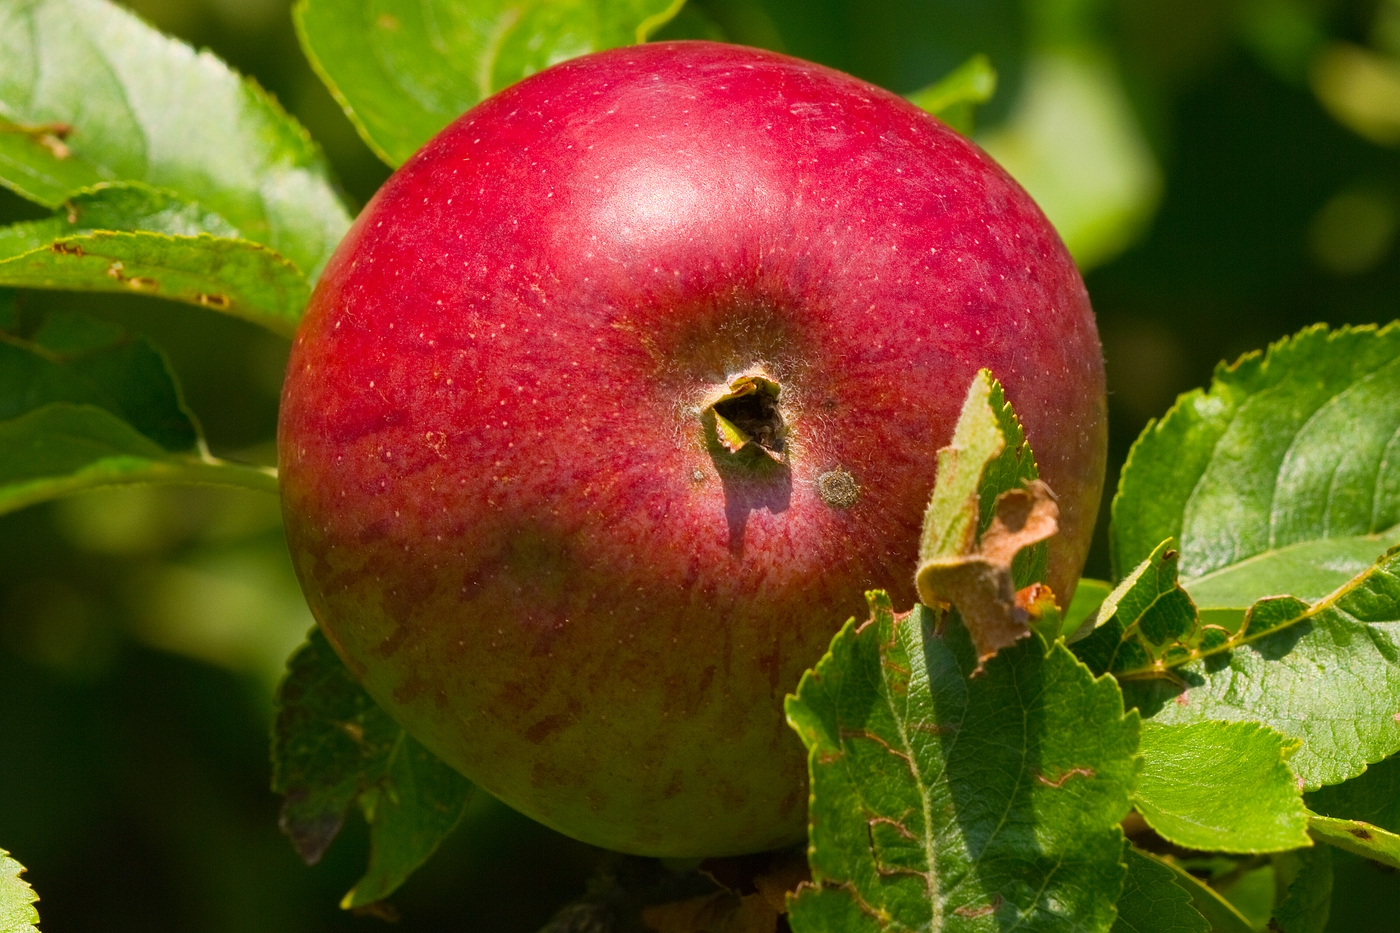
[916,479,1060,663]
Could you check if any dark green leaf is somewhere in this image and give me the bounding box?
[1134,852,1255,933]
[294,0,687,166]
[906,54,998,135]
[0,184,310,335]
[0,0,351,279]
[1134,721,1310,853]
[1270,846,1332,933]
[0,403,277,515]
[785,595,1139,932]
[1,311,197,450]
[1110,849,1208,933]
[1307,815,1400,869]
[0,288,18,332]
[1112,323,1400,604]
[1073,540,1208,678]
[273,627,474,908]
[1121,547,1400,790]
[0,849,38,933]
[0,314,275,514]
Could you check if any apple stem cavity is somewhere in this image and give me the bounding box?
[707,372,787,462]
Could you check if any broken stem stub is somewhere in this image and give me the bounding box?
[708,373,786,462]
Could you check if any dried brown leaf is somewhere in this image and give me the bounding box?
[915,479,1059,664]
[640,891,778,933]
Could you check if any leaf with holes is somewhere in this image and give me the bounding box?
[273,627,474,908]
[784,595,1139,933]
[0,849,38,933]
[0,184,310,335]
[294,0,687,167]
[1112,323,1400,608]
[0,313,276,514]
[1121,546,1400,790]
[0,0,350,279]
[1109,849,1208,933]
[1133,721,1310,853]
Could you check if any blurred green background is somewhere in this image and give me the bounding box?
[3,0,1400,929]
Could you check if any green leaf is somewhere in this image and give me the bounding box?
[1133,721,1310,853]
[1121,547,1400,790]
[1,311,197,450]
[1135,851,1255,933]
[0,314,276,515]
[1307,752,1400,831]
[1112,323,1400,605]
[294,0,687,167]
[918,369,1008,565]
[0,0,351,279]
[1110,849,1208,933]
[1073,540,1210,677]
[0,184,310,335]
[785,595,1139,932]
[0,403,277,514]
[272,627,474,908]
[0,849,38,933]
[1270,846,1332,933]
[0,288,18,331]
[917,369,1046,589]
[906,54,998,135]
[1306,751,1400,869]
[1307,815,1400,870]
[1064,578,1112,639]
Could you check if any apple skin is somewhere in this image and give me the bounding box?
[279,41,1107,857]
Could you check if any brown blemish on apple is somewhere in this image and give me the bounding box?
[778,785,802,816]
[523,699,583,744]
[663,771,685,799]
[530,760,574,790]
[393,673,427,704]
[817,468,859,508]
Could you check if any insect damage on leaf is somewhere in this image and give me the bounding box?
[917,479,1059,663]
[915,369,1056,665]
[784,594,1139,933]
[0,117,73,160]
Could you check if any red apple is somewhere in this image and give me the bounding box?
[278,40,1106,857]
